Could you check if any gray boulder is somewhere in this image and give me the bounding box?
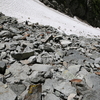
[0,82,17,100]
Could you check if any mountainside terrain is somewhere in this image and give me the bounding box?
[0,0,100,38]
[40,0,100,27]
[0,12,100,100]
[0,0,100,100]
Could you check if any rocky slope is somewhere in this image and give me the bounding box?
[40,0,100,27]
[0,13,100,100]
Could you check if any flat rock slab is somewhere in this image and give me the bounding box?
[54,81,76,96]
[0,82,17,100]
[44,93,60,100]
[30,64,52,72]
[9,83,26,96]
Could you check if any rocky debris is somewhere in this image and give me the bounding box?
[0,13,100,100]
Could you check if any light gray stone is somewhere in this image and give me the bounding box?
[42,79,57,92]
[30,64,52,72]
[0,82,17,100]
[0,52,7,59]
[68,65,81,75]
[95,57,100,65]
[44,93,60,100]
[60,40,72,47]
[84,73,100,90]
[0,43,5,50]
[28,56,36,64]
[8,62,29,80]
[53,81,76,96]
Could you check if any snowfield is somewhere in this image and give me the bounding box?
[0,0,100,38]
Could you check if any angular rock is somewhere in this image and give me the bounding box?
[53,81,76,97]
[0,82,17,100]
[68,65,81,75]
[8,62,29,81]
[60,40,72,47]
[0,52,7,59]
[0,43,6,50]
[44,93,60,100]
[82,90,100,100]
[95,57,100,65]
[9,83,26,96]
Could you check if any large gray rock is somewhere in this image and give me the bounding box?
[9,83,26,96]
[53,81,76,97]
[8,62,30,81]
[0,82,17,100]
[84,73,100,90]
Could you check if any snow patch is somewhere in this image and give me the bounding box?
[0,0,100,38]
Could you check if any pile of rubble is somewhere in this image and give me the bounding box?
[0,13,100,100]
